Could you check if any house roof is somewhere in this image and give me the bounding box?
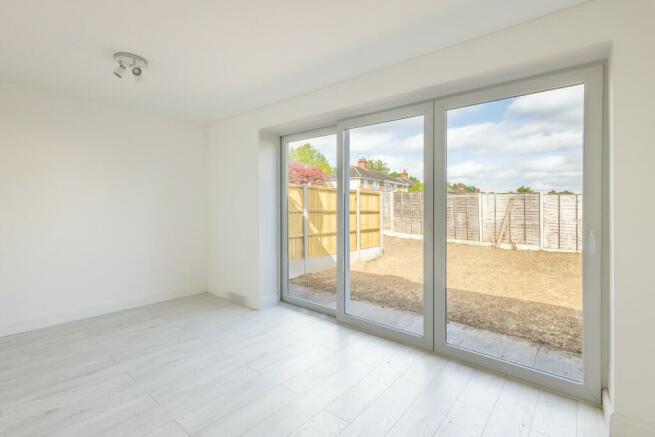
[328,166,410,185]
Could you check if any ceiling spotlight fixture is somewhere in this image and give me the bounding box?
[113,52,147,79]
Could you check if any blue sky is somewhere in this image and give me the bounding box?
[289,84,584,193]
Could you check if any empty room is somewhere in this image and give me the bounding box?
[1,0,653,436]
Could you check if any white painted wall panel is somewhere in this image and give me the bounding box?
[0,83,207,335]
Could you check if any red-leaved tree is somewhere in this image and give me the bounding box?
[288,162,328,185]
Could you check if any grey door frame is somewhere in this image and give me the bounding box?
[336,102,434,350]
[433,64,604,403]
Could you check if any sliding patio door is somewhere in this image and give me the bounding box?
[434,65,603,402]
[281,65,603,402]
[336,103,433,348]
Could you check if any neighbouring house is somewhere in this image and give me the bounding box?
[328,158,410,191]
[450,182,479,193]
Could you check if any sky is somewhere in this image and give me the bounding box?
[289,84,584,193]
[447,84,584,193]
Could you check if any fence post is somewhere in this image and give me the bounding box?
[493,194,497,241]
[557,194,561,250]
[508,194,512,243]
[389,191,394,233]
[451,195,456,240]
[356,189,361,260]
[478,192,483,242]
[539,193,544,250]
[575,194,579,252]
[464,194,470,240]
[379,191,384,251]
[523,193,527,244]
[302,184,309,274]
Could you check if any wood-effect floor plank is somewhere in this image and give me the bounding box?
[0,293,604,437]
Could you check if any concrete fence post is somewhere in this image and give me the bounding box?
[302,184,309,274]
[390,190,394,233]
[379,191,384,251]
[478,192,483,242]
[356,189,361,261]
[540,192,544,251]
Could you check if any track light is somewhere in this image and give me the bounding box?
[113,52,147,79]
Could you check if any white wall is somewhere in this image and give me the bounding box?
[205,0,655,435]
[0,82,207,335]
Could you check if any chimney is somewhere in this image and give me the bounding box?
[399,169,409,180]
[457,183,466,193]
[357,158,367,169]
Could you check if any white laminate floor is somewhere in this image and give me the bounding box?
[0,293,607,437]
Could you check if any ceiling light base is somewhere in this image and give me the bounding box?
[113,52,148,78]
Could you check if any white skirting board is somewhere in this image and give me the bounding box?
[0,286,205,338]
[208,288,279,310]
[207,288,258,309]
[604,388,655,437]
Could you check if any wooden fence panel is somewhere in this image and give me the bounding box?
[288,185,305,260]
[448,193,479,241]
[504,193,540,245]
[287,184,381,260]
[382,191,393,230]
[481,193,496,243]
[359,190,381,249]
[481,193,510,243]
[577,195,583,250]
[393,192,423,235]
[543,194,560,249]
[307,186,338,257]
[381,191,582,252]
[349,190,357,250]
[543,194,583,251]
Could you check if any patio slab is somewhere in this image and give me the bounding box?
[286,285,582,382]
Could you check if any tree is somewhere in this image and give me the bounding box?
[288,162,329,185]
[289,143,334,174]
[516,185,534,193]
[548,189,574,194]
[408,176,424,192]
[365,159,390,175]
[448,182,479,193]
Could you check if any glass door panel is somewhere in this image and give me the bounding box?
[343,114,429,337]
[444,85,585,381]
[283,132,338,312]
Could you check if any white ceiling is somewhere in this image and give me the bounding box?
[0,0,587,124]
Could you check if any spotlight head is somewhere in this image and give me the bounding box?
[131,66,142,76]
[113,63,126,79]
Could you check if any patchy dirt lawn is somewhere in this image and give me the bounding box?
[291,236,582,352]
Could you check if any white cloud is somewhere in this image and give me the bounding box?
[447,120,582,155]
[446,85,584,193]
[350,131,425,179]
[447,155,582,193]
[507,84,584,126]
[448,161,494,179]
[448,85,584,156]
